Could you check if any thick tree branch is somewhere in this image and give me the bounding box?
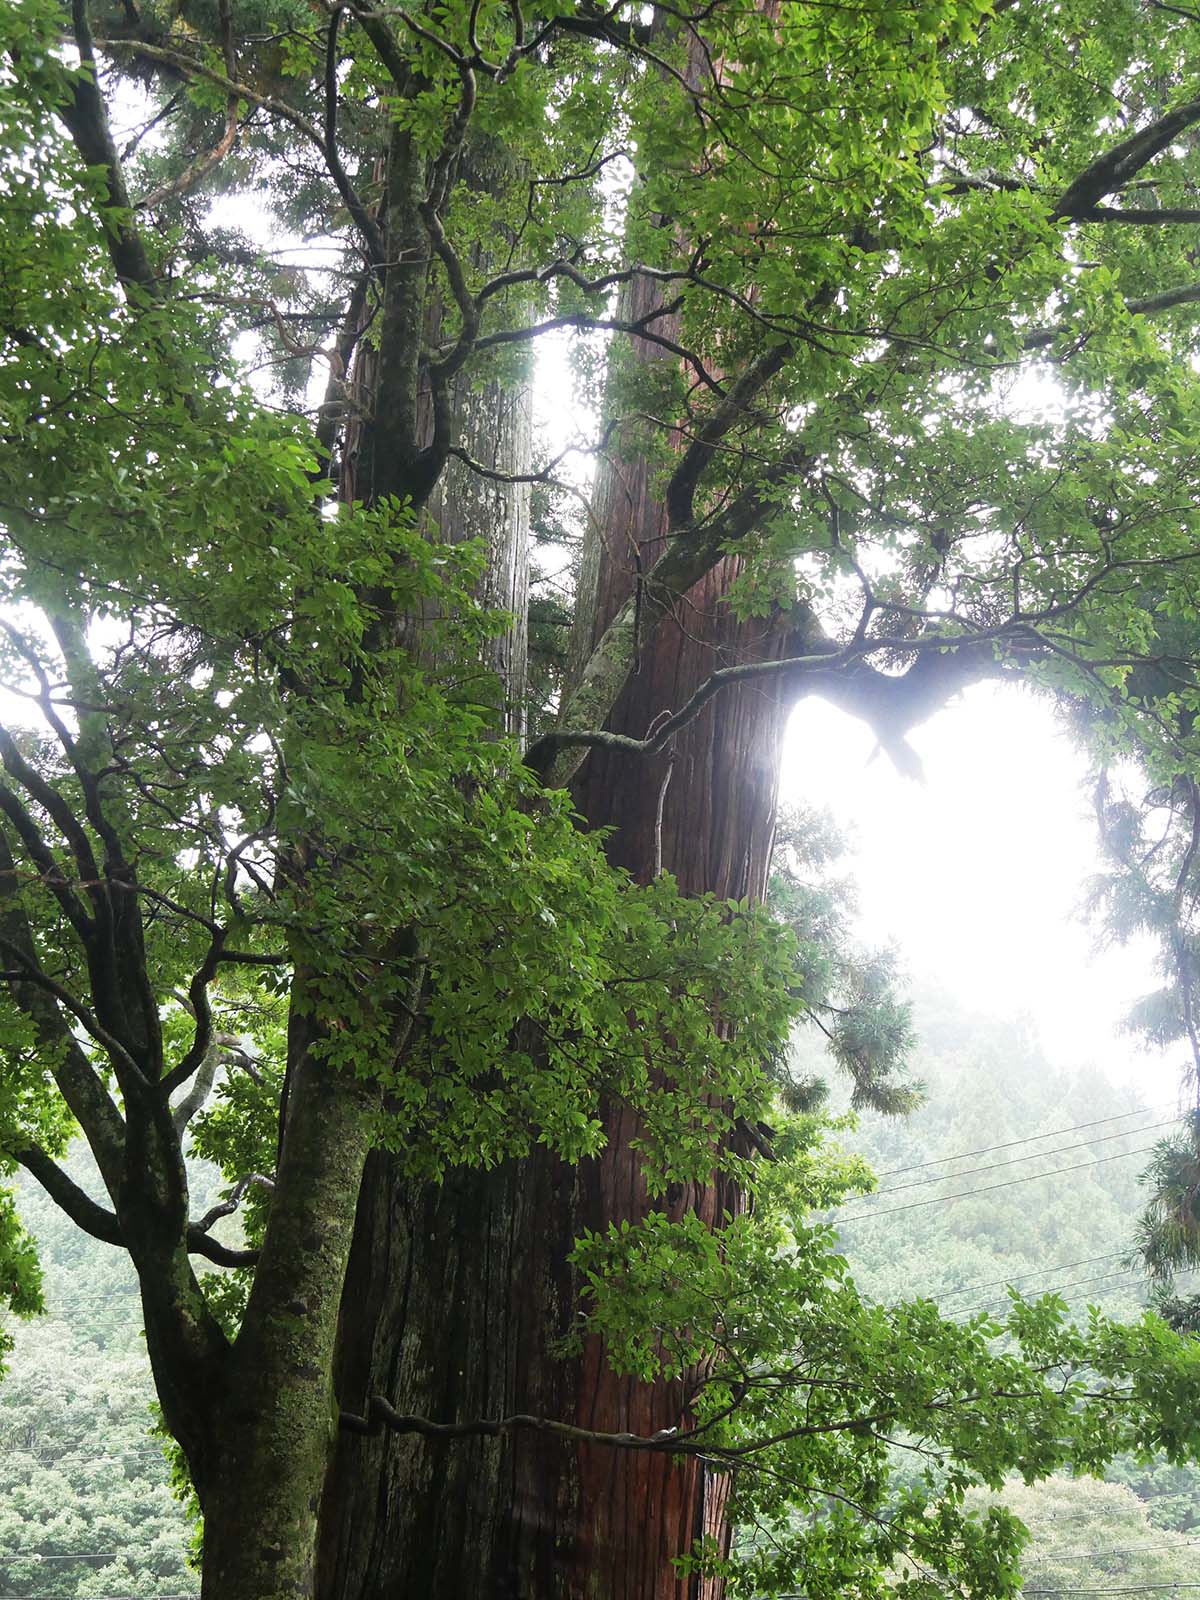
[664,339,794,529]
[0,930,147,1088]
[187,1229,260,1268]
[1056,97,1200,217]
[0,835,125,1194]
[1071,205,1200,224]
[136,0,239,210]
[161,933,226,1099]
[103,38,387,267]
[13,1143,124,1245]
[1025,281,1200,348]
[4,1145,261,1266]
[0,780,93,939]
[529,627,1020,782]
[192,1172,276,1234]
[58,0,158,296]
[0,726,104,925]
[170,1032,221,1133]
[343,1382,1083,1460]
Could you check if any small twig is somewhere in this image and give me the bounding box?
[192,1172,276,1235]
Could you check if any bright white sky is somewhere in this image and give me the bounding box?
[780,682,1183,1102]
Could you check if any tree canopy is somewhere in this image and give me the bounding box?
[10,0,1200,1595]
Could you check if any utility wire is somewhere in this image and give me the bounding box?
[870,1121,1178,1200]
[937,1253,1126,1301]
[951,1267,1141,1320]
[836,1143,1162,1224]
[1,1550,169,1563]
[873,1105,1174,1179]
[1022,1584,1200,1595]
[1037,1539,1200,1561]
[1035,1495,1200,1524]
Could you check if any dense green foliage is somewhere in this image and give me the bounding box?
[12,0,1200,1593]
[8,996,1200,1599]
[832,990,1200,1558]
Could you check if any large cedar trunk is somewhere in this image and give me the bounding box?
[318,258,802,1595]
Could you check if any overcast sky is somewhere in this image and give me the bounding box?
[780,682,1184,1104]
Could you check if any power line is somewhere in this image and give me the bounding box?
[937,1253,1125,1301]
[1,1549,178,1563]
[1022,1585,1200,1595]
[836,1143,1162,1225]
[870,1121,1179,1200]
[1029,1489,1200,1523]
[873,1105,1174,1179]
[1038,1539,1200,1561]
[952,1267,1142,1320]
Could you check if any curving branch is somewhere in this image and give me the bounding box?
[0,725,103,929]
[192,1172,276,1235]
[11,1144,260,1267]
[341,1394,700,1451]
[103,37,387,268]
[528,625,1023,784]
[0,930,147,1088]
[136,0,240,210]
[58,0,158,297]
[0,834,125,1194]
[1025,281,1200,350]
[13,1143,124,1245]
[188,1230,259,1268]
[1055,97,1200,218]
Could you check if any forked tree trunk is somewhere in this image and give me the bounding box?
[318,261,803,1596]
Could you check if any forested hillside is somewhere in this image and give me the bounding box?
[0,1155,209,1600]
[826,990,1200,1578]
[4,999,1195,1598]
[828,994,1164,1318]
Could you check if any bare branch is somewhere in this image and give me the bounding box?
[665,339,794,530]
[529,626,1022,779]
[187,1229,259,1268]
[1071,205,1200,225]
[341,1395,695,1451]
[1056,97,1200,217]
[58,0,158,297]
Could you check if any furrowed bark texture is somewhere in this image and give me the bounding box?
[554,270,798,1599]
[425,360,532,739]
[318,143,545,1595]
[319,266,800,1598]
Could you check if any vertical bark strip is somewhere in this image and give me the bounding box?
[318,139,542,1597]
[319,258,801,1595]
[555,267,800,1599]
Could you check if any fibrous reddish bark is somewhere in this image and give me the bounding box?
[318,253,803,1594]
